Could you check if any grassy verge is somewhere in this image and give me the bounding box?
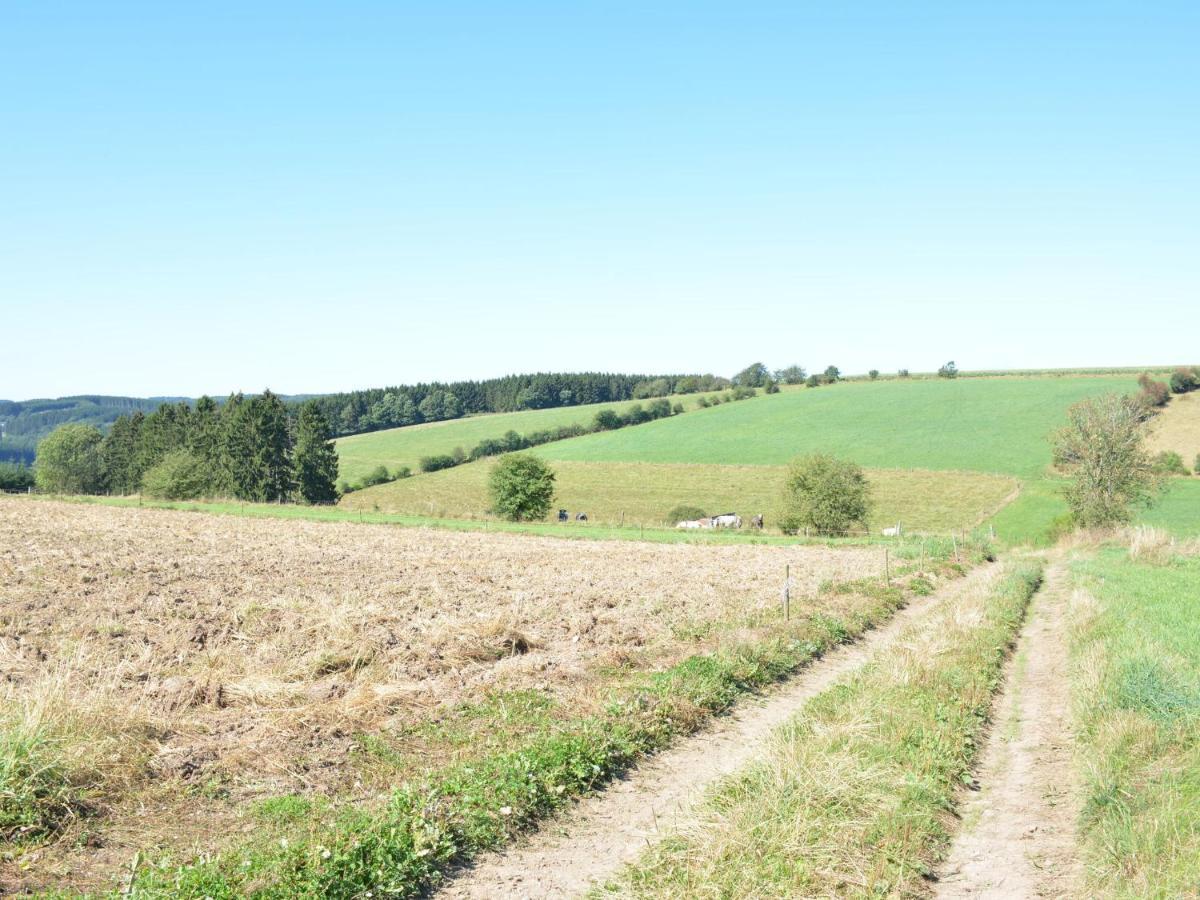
[1069,536,1200,896]
[603,560,1042,898]
[122,549,990,897]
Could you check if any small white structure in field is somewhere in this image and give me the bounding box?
[882,523,903,537]
[711,513,742,528]
[676,519,710,529]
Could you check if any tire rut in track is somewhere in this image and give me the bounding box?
[934,558,1083,899]
[436,563,1002,899]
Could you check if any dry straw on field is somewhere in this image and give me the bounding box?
[1,498,885,888]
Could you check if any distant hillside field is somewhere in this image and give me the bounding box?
[340,458,1018,534]
[334,390,728,484]
[534,376,1137,477]
[341,373,1200,543]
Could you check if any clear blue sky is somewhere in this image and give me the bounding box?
[3,2,1197,399]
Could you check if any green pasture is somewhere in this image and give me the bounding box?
[1071,547,1200,896]
[535,375,1136,477]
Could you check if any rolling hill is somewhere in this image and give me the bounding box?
[343,374,1200,542]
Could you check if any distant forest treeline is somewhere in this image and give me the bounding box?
[2,372,726,465]
[0,396,187,464]
[286,372,729,437]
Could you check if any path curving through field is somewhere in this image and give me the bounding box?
[436,563,1001,899]
[935,559,1083,899]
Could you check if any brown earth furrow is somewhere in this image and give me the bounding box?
[436,563,1001,899]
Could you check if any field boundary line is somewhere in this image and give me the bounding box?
[435,562,1002,899]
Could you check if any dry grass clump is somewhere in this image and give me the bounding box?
[0,497,884,889]
[1126,525,1200,564]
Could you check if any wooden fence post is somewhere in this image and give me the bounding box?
[784,563,791,621]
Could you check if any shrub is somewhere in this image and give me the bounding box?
[0,462,34,491]
[471,437,505,459]
[623,404,650,426]
[898,368,910,378]
[361,465,391,487]
[938,360,959,379]
[1153,450,1190,476]
[394,465,412,479]
[805,374,821,388]
[1169,367,1198,394]
[823,366,841,383]
[868,369,880,380]
[777,453,872,536]
[141,450,215,500]
[501,430,526,452]
[488,454,556,521]
[672,402,685,414]
[775,365,806,385]
[648,398,672,419]
[419,454,459,473]
[730,386,756,401]
[696,397,711,409]
[732,362,771,388]
[665,504,707,525]
[338,480,355,495]
[1195,453,1200,477]
[765,381,780,394]
[1137,373,1170,409]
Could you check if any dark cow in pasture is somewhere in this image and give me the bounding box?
[576,512,588,522]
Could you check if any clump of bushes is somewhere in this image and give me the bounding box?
[1153,451,1190,476]
[805,374,821,388]
[1138,373,1171,410]
[938,360,959,379]
[0,462,34,492]
[665,504,707,524]
[419,454,459,473]
[1169,366,1199,394]
[141,450,216,500]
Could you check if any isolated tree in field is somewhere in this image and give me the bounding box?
[293,401,340,504]
[823,365,841,383]
[732,362,771,388]
[1052,393,1161,527]
[805,374,822,388]
[778,453,872,536]
[868,369,880,380]
[488,453,556,521]
[35,424,107,494]
[938,360,958,378]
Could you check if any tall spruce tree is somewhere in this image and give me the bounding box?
[101,412,142,494]
[293,401,339,504]
[251,389,294,502]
